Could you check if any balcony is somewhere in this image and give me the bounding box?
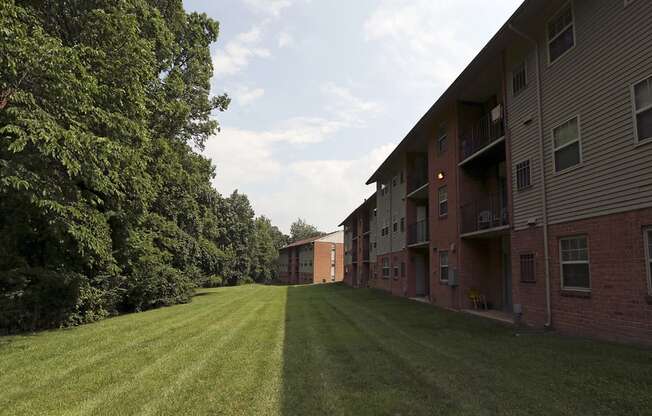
[460,193,509,237]
[459,107,505,165]
[362,245,370,262]
[407,169,429,195]
[407,219,429,247]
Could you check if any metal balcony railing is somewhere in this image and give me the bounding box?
[459,108,505,162]
[460,193,509,235]
[407,219,429,246]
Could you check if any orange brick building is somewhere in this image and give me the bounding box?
[277,231,344,285]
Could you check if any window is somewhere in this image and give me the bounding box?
[400,217,405,233]
[400,171,404,183]
[512,60,527,95]
[632,75,652,143]
[645,228,652,293]
[392,176,397,187]
[516,160,531,190]
[393,266,399,278]
[393,222,398,232]
[401,262,406,277]
[438,186,448,216]
[437,125,448,155]
[439,251,449,282]
[382,257,390,278]
[560,236,590,290]
[553,116,581,172]
[520,253,536,282]
[547,3,574,64]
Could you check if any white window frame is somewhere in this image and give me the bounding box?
[559,235,591,291]
[552,115,583,173]
[512,60,528,96]
[438,186,448,217]
[515,159,531,190]
[546,1,576,65]
[382,257,390,278]
[645,227,652,294]
[630,75,652,144]
[439,251,449,282]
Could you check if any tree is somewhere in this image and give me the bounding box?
[0,0,258,332]
[289,218,325,243]
[250,216,289,283]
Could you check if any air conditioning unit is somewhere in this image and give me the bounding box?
[447,268,459,287]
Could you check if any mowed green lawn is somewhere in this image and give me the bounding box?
[1,284,651,416]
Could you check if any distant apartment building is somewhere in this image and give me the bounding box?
[341,0,652,344]
[277,231,344,285]
[340,193,377,288]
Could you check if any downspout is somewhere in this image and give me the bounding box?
[507,23,552,328]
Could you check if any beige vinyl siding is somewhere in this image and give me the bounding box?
[506,42,544,230]
[538,0,652,225]
[343,228,353,265]
[376,167,406,256]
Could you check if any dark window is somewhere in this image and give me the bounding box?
[520,253,536,282]
[553,117,581,172]
[438,135,447,155]
[438,186,448,216]
[392,176,397,187]
[548,4,574,63]
[400,217,405,232]
[400,171,404,183]
[633,75,652,143]
[393,222,398,232]
[393,266,399,278]
[401,262,406,277]
[560,236,590,290]
[516,160,531,190]
[512,61,527,95]
[439,251,449,282]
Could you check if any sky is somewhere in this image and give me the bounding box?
[183,0,523,234]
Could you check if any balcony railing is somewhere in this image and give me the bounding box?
[407,219,429,246]
[460,193,509,235]
[407,169,429,194]
[459,108,505,162]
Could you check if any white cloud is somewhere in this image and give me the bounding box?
[321,83,383,126]
[233,86,265,106]
[242,0,292,17]
[364,0,520,90]
[278,32,294,48]
[213,27,271,77]
[202,84,386,232]
[258,143,395,232]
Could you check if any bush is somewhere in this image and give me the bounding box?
[0,268,91,333]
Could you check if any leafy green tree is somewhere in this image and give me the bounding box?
[289,218,324,243]
[0,0,250,332]
[250,216,289,283]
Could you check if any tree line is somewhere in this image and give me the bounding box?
[0,0,329,333]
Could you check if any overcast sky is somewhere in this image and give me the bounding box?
[183,0,522,233]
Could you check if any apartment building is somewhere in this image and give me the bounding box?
[277,231,344,285]
[340,193,377,288]
[341,0,652,344]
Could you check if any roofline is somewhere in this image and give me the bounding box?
[365,0,534,185]
[279,230,343,250]
[338,191,377,227]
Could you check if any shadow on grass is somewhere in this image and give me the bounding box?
[281,283,652,416]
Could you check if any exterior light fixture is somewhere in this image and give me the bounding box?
[437,171,445,180]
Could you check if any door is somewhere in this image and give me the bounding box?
[501,236,513,312]
[415,254,426,296]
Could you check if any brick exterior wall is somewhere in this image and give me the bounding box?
[547,209,652,345]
